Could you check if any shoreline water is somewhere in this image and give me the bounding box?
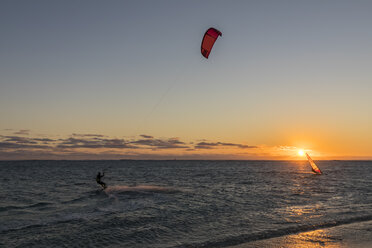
[229,220,372,248]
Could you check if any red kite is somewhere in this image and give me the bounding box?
[201,28,222,59]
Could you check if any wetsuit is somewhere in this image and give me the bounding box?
[96,172,106,189]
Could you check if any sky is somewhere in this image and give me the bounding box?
[1,0,371,160]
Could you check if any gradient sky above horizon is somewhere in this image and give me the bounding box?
[1,0,371,159]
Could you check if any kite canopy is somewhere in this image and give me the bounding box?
[201,28,222,59]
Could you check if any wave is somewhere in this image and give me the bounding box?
[175,215,372,248]
[0,202,52,212]
[104,185,179,194]
[61,190,103,204]
[59,185,178,205]
[0,211,101,234]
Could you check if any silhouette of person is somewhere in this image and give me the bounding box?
[96,171,107,189]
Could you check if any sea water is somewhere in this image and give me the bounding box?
[1,160,371,247]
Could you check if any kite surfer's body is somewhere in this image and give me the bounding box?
[96,171,107,189]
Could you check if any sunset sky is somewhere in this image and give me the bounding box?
[1,0,371,160]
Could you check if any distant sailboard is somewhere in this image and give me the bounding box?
[306,153,322,174]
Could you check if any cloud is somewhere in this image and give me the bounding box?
[277,146,298,151]
[72,133,105,138]
[0,132,267,160]
[57,136,189,150]
[0,134,188,152]
[57,137,135,149]
[13,129,30,135]
[2,133,259,153]
[140,134,153,139]
[0,135,55,151]
[0,136,56,144]
[131,137,189,149]
[194,141,257,149]
[1,136,38,144]
[0,142,50,150]
[33,138,56,142]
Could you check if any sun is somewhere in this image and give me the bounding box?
[298,150,305,156]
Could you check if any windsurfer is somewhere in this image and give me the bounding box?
[306,153,322,174]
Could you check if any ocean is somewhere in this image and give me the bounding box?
[1,160,371,247]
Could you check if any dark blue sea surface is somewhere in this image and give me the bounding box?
[1,160,371,247]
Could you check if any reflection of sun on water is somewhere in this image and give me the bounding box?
[247,229,341,247]
[282,230,339,248]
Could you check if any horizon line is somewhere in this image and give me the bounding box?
[1,159,371,162]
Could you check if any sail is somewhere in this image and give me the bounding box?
[306,153,322,174]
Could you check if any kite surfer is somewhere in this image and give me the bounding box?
[96,171,107,189]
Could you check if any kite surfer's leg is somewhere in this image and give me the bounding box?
[97,180,106,189]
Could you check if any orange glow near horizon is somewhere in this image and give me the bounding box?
[298,150,305,157]
[0,128,370,160]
